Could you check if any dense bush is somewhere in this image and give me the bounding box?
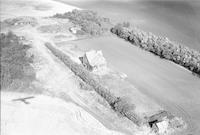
[0,32,35,89]
[45,42,141,126]
[111,24,200,75]
[52,9,111,36]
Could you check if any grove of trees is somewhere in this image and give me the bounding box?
[53,9,111,36]
[111,24,200,75]
[0,32,35,89]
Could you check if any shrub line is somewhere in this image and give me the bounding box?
[111,24,200,76]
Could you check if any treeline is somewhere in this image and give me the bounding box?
[45,42,142,126]
[52,9,111,36]
[0,32,35,89]
[111,24,200,75]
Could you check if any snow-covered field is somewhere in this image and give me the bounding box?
[1,92,124,135]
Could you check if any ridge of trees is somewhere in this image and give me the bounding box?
[111,24,200,75]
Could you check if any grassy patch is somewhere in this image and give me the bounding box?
[38,24,70,33]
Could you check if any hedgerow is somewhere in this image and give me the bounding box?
[45,42,142,126]
[111,24,200,75]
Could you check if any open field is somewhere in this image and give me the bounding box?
[0,0,164,134]
[1,0,134,135]
[67,36,200,135]
[57,0,200,51]
[1,0,199,135]
[1,92,126,135]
